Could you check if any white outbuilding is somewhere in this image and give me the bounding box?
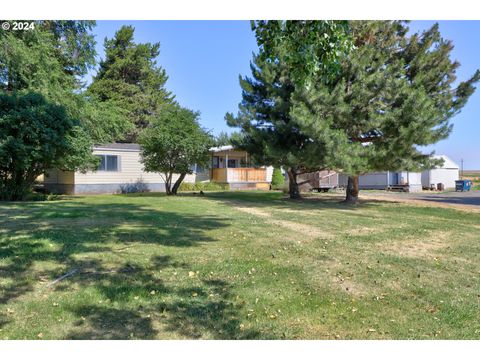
[421,155,459,190]
[338,170,423,192]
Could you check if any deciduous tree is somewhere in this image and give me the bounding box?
[139,104,212,195]
[0,92,95,200]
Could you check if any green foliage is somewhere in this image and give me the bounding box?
[139,104,213,195]
[271,168,285,190]
[178,181,228,192]
[292,21,480,178]
[225,53,332,199]
[88,25,174,141]
[0,21,115,175]
[213,131,244,147]
[0,92,96,201]
[0,21,96,97]
[79,96,133,143]
[227,21,352,198]
[229,21,479,201]
[251,20,353,84]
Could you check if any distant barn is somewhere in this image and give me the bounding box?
[421,155,459,190]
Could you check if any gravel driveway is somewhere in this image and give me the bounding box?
[361,190,480,210]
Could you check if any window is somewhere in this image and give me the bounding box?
[97,155,119,171]
[212,156,220,168]
[227,159,237,168]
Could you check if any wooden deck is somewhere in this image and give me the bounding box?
[212,168,267,183]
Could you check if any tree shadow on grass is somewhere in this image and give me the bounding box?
[0,199,227,303]
[61,257,265,339]
[0,197,271,339]
[162,278,262,339]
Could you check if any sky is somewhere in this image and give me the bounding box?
[86,20,480,170]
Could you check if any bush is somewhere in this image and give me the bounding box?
[120,179,151,194]
[0,92,94,201]
[178,182,228,192]
[271,167,286,190]
[21,191,60,202]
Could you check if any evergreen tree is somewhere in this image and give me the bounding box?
[226,21,351,199]
[213,131,231,147]
[271,167,285,190]
[88,25,174,142]
[292,21,480,203]
[213,131,244,147]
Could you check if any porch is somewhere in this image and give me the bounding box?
[211,167,267,183]
[209,145,270,190]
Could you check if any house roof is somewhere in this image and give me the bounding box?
[209,145,234,152]
[94,143,141,151]
[431,155,459,169]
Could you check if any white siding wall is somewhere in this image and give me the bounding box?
[74,149,195,185]
[359,172,389,187]
[425,168,459,189]
[398,171,422,187]
[265,166,274,183]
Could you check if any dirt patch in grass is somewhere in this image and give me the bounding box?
[306,258,369,297]
[378,231,452,259]
[234,205,333,240]
[344,226,378,236]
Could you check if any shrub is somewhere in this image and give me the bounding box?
[178,182,228,192]
[120,179,151,194]
[0,92,95,201]
[271,167,285,190]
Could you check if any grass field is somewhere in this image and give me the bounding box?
[1,191,479,339]
[463,171,480,190]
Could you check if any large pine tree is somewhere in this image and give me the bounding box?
[292,21,480,203]
[88,25,174,142]
[226,54,333,199]
[226,21,351,199]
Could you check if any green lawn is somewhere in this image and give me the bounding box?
[0,191,479,339]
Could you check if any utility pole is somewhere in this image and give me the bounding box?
[461,158,464,179]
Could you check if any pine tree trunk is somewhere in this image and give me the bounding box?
[287,168,301,199]
[344,175,360,204]
[171,173,186,195]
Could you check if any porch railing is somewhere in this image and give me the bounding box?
[212,168,267,183]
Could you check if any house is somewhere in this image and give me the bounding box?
[196,145,273,190]
[421,155,459,190]
[43,143,195,194]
